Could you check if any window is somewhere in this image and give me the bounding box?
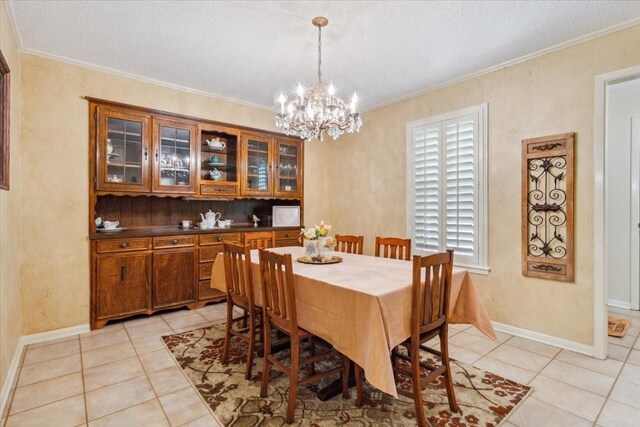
[0,49,9,190]
[406,104,488,273]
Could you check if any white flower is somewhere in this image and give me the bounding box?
[303,228,317,240]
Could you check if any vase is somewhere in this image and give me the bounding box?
[304,239,320,260]
[318,237,334,261]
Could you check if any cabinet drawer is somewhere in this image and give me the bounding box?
[274,229,299,240]
[153,235,197,249]
[198,280,226,301]
[96,238,150,254]
[200,246,223,263]
[200,184,238,196]
[199,262,213,280]
[199,233,241,246]
[275,238,301,248]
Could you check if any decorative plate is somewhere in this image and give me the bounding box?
[297,256,343,265]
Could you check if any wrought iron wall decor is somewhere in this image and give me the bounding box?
[521,133,574,281]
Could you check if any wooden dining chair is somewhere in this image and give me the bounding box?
[354,250,459,424]
[244,231,275,249]
[220,242,262,380]
[334,234,364,255]
[375,236,411,260]
[258,249,350,424]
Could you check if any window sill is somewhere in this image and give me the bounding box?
[454,263,490,275]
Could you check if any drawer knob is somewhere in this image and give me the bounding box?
[216,237,223,242]
[285,233,290,237]
[120,242,129,248]
[171,239,179,245]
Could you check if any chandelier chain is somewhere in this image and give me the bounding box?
[317,26,322,83]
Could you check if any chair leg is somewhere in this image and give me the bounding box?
[221,301,233,365]
[341,355,350,399]
[260,318,272,398]
[286,338,300,424]
[440,327,460,413]
[411,343,427,427]
[241,308,248,328]
[354,363,364,408]
[308,336,315,376]
[245,313,256,380]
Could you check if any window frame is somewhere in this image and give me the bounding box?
[0,49,10,191]
[406,103,489,274]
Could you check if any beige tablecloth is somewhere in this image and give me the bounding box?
[210,246,496,397]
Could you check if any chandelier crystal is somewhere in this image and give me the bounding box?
[275,17,362,142]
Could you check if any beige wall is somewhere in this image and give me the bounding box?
[0,0,23,389]
[18,54,291,334]
[321,25,640,345]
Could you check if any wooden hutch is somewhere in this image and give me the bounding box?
[88,98,303,329]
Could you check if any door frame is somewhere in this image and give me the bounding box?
[631,117,640,310]
[593,64,640,359]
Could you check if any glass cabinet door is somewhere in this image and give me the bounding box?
[153,119,197,194]
[241,133,273,195]
[274,139,303,197]
[96,107,151,192]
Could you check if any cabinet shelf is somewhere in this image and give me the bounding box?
[108,162,141,168]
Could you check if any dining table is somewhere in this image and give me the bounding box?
[209,246,496,398]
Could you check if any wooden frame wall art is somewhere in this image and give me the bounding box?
[521,133,574,281]
[0,49,9,190]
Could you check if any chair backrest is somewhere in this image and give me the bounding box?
[259,249,298,334]
[411,250,454,336]
[335,235,364,255]
[222,242,255,307]
[375,237,411,260]
[245,231,275,250]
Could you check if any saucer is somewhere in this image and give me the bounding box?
[178,225,194,229]
[98,227,126,233]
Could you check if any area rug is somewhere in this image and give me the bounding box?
[608,317,631,337]
[162,323,531,426]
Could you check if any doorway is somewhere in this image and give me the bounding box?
[594,66,640,359]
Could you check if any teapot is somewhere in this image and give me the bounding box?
[205,138,226,150]
[201,210,221,224]
[209,168,223,181]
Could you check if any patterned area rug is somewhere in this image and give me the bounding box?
[162,323,531,426]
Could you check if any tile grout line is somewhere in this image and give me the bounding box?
[592,331,640,425]
[78,334,89,426]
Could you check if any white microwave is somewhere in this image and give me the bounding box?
[272,206,301,227]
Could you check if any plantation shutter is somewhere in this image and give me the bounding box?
[412,125,440,252]
[443,115,478,265]
[409,108,483,269]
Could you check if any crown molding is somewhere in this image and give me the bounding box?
[19,47,275,113]
[363,17,640,113]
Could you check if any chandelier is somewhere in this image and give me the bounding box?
[275,17,362,142]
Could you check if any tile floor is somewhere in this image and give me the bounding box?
[2,304,640,426]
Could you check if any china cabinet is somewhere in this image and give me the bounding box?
[88,98,305,329]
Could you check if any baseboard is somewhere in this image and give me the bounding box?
[0,323,90,417]
[18,324,90,346]
[0,340,25,420]
[607,299,632,310]
[492,321,595,357]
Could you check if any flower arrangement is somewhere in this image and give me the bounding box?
[301,221,332,240]
[301,221,335,261]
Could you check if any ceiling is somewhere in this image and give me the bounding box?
[7,1,640,111]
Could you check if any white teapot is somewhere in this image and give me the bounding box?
[205,138,226,150]
[200,210,221,228]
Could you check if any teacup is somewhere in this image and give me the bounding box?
[103,221,119,230]
[181,220,192,228]
[218,219,233,228]
[197,220,215,229]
